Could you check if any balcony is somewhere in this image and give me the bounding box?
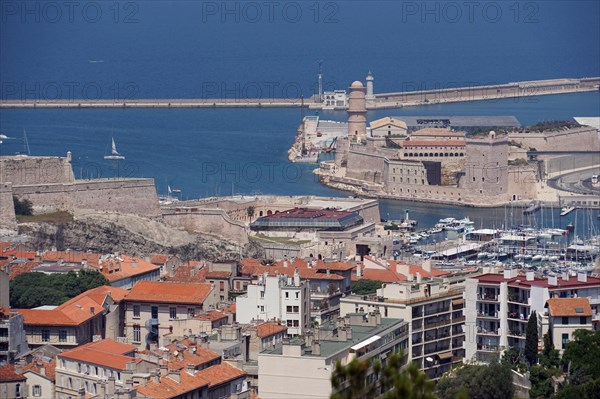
[507,293,529,305]
[477,327,499,336]
[424,318,451,329]
[477,344,501,352]
[424,307,450,316]
[477,311,499,319]
[451,316,465,324]
[508,330,525,338]
[507,312,528,322]
[477,293,498,302]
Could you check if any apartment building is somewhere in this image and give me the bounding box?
[465,270,600,362]
[236,271,310,336]
[0,364,26,399]
[0,271,28,363]
[54,339,154,399]
[541,297,594,352]
[16,286,127,350]
[123,281,217,349]
[258,311,409,399]
[340,272,470,379]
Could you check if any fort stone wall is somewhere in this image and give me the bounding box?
[12,178,161,218]
[461,134,509,203]
[0,155,75,185]
[508,127,600,152]
[162,208,249,245]
[0,183,17,231]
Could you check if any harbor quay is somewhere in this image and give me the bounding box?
[1,77,598,109]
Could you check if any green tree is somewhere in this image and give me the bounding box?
[13,195,33,216]
[501,347,527,373]
[539,333,560,369]
[561,329,600,386]
[330,351,435,399]
[351,279,384,295]
[246,206,255,219]
[529,365,555,399]
[436,362,514,399]
[9,270,109,308]
[525,311,539,366]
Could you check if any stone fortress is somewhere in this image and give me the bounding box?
[0,153,161,231]
[317,77,600,207]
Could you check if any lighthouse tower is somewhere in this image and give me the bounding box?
[347,81,367,143]
[365,72,375,108]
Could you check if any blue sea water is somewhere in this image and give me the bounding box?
[1,1,599,227]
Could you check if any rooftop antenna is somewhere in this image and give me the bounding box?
[318,60,323,101]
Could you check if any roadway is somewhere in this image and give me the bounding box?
[547,166,600,195]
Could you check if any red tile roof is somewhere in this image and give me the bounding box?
[22,359,56,381]
[125,281,214,305]
[136,370,209,399]
[546,298,593,317]
[166,262,207,284]
[197,362,246,387]
[150,254,168,265]
[161,339,221,371]
[16,285,122,326]
[402,139,466,147]
[59,339,140,370]
[249,322,287,338]
[240,259,345,281]
[0,364,26,382]
[93,255,160,283]
[360,268,407,283]
[3,261,41,280]
[206,271,231,279]
[195,310,228,322]
[82,338,137,355]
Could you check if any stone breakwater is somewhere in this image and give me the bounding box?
[2,77,597,109]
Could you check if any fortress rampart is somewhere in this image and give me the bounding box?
[12,178,161,218]
[508,126,600,152]
[0,154,161,225]
[0,183,17,231]
[162,208,249,245]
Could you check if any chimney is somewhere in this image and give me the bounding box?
[294,268,300,286]
[577,273,587,283]
[107,377,116,397]
[283,260,288,268]
[548,276,558,286]
[151,370,160,384]
[312,340,321,356]
[526,271,534,281]
[39,366,46,376]
[345,326,352,340]
[217,328,222,342]
[422,259,431,273]
[356,264,362,278]
[160,364,168,377]
[416,272,422,283]
[562,272,569,281]
[131,261,138,268]
[90,307,95,315]
[168,369,181,383]
[186,364,196,375]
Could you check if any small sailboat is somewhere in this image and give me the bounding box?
[104,137,125,160]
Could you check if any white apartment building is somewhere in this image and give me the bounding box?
[54,339,154,399]
[465,270,600,362]
[340,273,470,379]
[236,271,310,336]
[258,311,409,399]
